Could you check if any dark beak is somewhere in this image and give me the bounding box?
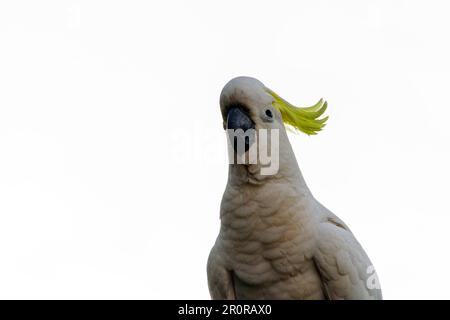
[226,107,255,153]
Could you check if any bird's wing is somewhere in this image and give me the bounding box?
[313,216,382,300]
[207,242,236,300]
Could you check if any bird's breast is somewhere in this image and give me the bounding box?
[219,180,322,298]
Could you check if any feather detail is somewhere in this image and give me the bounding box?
[265,87,328,135]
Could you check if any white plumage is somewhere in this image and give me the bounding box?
[207,77,382,300]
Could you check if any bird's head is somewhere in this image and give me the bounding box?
[219,77,328,182]
[220,76,328,137]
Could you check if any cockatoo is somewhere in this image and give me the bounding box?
[207,76,382,300]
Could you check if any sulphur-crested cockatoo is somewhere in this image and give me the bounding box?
[207,76,381,300]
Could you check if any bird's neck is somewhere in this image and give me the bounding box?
[221,140,313,222]
[219,161,314,245]
[226,132,310,190]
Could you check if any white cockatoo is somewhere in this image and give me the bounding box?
[207,77,382,300]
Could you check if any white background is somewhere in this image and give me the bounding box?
[0,1,449,299]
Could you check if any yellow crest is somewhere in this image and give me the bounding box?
[265,87,328,135]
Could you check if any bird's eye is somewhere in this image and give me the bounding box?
[265,109,273,118]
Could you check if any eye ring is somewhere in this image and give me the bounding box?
[265,109,273,118]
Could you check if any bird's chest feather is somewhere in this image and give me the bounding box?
[219,184,318,293]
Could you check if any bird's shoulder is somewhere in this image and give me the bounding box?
[311,202,382,299]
